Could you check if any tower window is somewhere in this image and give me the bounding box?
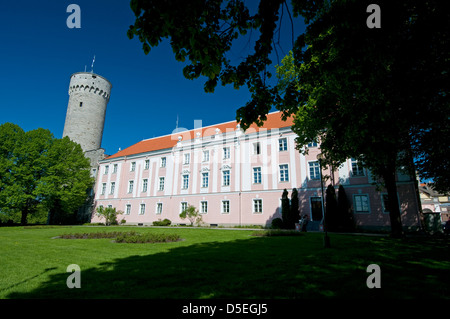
[79,102,83,107]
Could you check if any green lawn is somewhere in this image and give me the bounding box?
[0,226,449,299]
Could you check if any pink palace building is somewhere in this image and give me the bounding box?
[92,111,421,231]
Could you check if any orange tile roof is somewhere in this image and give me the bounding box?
[106,111,294,160]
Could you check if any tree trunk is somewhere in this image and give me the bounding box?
[382,167,404,237]
[21,207,28,226]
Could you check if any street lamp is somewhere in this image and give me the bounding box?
[317,153,331,248]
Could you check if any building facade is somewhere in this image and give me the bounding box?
[92,111,420,231]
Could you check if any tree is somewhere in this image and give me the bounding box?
[0,123,93,225]
[128,0,450,235]
[96,206,123,226]
[281,188,290,228]
[325,185,338,232]
[337,185,354,232]
[179,204,203,226]
[288,188,299,229]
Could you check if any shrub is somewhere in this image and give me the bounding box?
[271,218,284,229]
[252,230,303,237]
[115,232,181,243]
[59,231,181,243]
[152,218,172,226]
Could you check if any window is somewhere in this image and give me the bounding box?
[351,158,364,177]
[128,180,134,193]
[125,204,131,215]
[104,165,109,174]
[279,138,287,151]
[307,141,318,148]
[113,164,118,174]
[223,147,230,159]
[200,201,208,214]
[142,179,148,192]
[110,182,115,195]
[253,142,261,155]
[79,102,83,107]
[161,157,166,168]
[159,177,165,191]
[130,162,136,172]
[354,194,370,213]
[202,172,209,188]
[101,183,106,195]
[182,174,189,189]
[222,170,230,186]
[203,150,209,162]
[309,161,320,180]
[184,153,190,165]
[279,164,289,182]
[145,159,150,170]
[139,203,145,215]
[156,203,163,215]
[253,167,262,184]
[222,200,230,214]
[181,202,188,213]
[253,199,263,213]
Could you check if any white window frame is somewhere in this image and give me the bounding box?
[104,165,109,175]
[156,202,163,215]
[222,200,230,214]
[101,183,106,195]
[351,158,365,177]
[161,157,166,168]
[200,201,208,214]
[145,159,150,170]
[184,153,190,165]
[130,162,136,172]
[222,170,230,186]
[128,180,134,194]
[142,179,148,193]
[110,182,115,195]
[253,198,263,214]
[125,204,131,215]
[159,177,165,191]
[182,174,189,189]
[223,147,230,159]
[308,161,320,180]
[253,167,262,184]
[180,201,188,213]
[202,172,209,188]
[202,150,210,162]
[139,203,145,215]
[253,142,261,155]
[113,164,118,174]
[279,138,288,151]
[353,194,370,213]
[279,164,289,182]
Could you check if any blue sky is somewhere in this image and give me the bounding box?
[0,1,305,156]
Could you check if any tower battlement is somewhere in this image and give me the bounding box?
[63,72,112,153]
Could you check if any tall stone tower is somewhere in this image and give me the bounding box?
[63,72,112,174]
[62,71,112,223]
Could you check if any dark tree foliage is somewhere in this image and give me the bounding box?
[337,185,354,232]
[128,0,450,235]
[281,188,290,228]
[288,188,300,229]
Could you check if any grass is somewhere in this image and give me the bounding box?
[0,226,449,299]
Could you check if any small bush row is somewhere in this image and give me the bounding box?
[115,232,181,243]
[251,230,304,237]
[152,219,172,226]
[59,231,181,243]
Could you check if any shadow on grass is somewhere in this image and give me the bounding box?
[7,234,450,299]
